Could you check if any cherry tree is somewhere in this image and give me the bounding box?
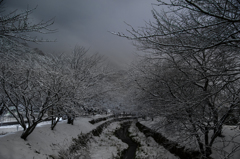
[59,46,110,123]
[114,0,240,52]
[0,48,75,139]
[114,0,240,157]
[132,47,240,157]
[0,0,55,50]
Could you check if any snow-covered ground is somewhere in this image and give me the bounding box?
[140,117,240,159]
[140,117,199,151]
[0,120,57,136]
[0,115,135,159]
[128,122,178,159]
[1,115,219,159]
[211,126,240,159]
[0,116,101,159]
[87,120,178,159]
[88,122,128,159]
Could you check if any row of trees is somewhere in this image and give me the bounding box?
[0,0,111,140]
[0,45,108,140]
[117,0,240,158]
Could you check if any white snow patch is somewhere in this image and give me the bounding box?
[0,116,100,159]
[88,122,128,159]
[129,122,179,159]
[140,117,240,159]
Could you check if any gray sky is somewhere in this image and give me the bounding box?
[5,0,156,66]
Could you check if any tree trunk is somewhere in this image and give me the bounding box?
[204,127,212,158]
[205,146,212,158]
[67,116,74,125]
[51,117,60,130]
[20,123,37,140]
[207,101,221,137]
[0,106,5,116]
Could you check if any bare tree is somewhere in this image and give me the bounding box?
[114,0,240,52]
[0,48,76,139]
[114,0,240,157]
[51,46,110,124]
[0,0,56,57]
[132,47,240,158]
[0,45,110,139]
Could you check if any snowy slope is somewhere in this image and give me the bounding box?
[0,117,98,159]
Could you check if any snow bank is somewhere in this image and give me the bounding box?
[129,122,178,159]
[0,116,98,159]
[140,117,199,151]
[211,125,240,159]
[88,122,128,159]
[140,117,240,159]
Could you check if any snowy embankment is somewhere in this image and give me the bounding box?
[0,115,106,159]
[140,117,199,151]
[60,118,137,158]
[82,120,178,159]
[128,122,178,159]
[88,121,128,159]
[140,117,240,159]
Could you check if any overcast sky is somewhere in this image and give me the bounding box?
[5,0,157,66]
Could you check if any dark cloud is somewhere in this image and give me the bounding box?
[4,0,156,66]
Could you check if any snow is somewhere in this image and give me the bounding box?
[0,115,131,159]
[88,122,128,159]
[0,116,99,159]
[0,115,194,159]
[88,120,178,159]
[90,113,113,120]
[128,122,179,159]
[140,117,199,151]
[0,120,57,137]
[211,126,240,159]
[140,117,240,159]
